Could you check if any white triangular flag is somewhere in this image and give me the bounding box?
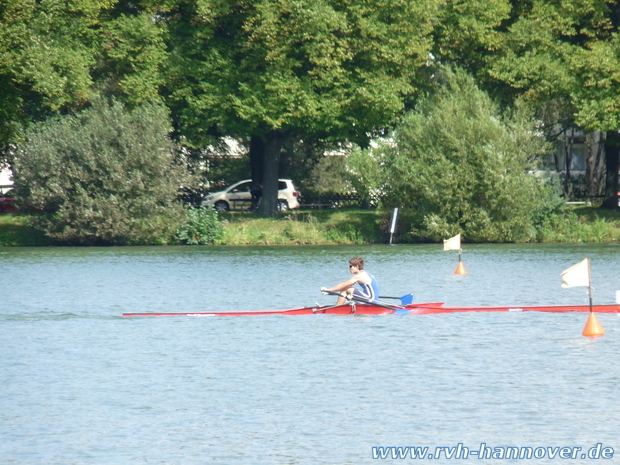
[561,258,590,289]
[443,233,461,251]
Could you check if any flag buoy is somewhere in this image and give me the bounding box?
[444,234,467,275]
[582,312,605,338]
[454,261,467,275]
[561,258,604,338]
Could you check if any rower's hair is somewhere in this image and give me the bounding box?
[349,257,364,270]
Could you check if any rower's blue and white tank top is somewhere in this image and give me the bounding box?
[354,271,380,302]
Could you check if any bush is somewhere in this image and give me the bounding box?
[352,67,561,242]
[13,98,191,245]
[536,209,620,242]
[177,207,223,244]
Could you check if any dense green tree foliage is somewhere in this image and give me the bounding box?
[0,0,110,144]
[487,0,620,208]
[1,0,620,243]
[432,0,510,81]
[13,99,189,245]
[95,11,168,106]
[0,0,168,148]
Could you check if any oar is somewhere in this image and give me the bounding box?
[379,293,414,305]
[321,289,406,311]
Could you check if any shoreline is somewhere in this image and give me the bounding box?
[2,206,620,247]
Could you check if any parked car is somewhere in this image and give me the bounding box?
[0,195,18,213]
[201,179,300,212]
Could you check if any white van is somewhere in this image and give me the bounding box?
[201,179,300,212]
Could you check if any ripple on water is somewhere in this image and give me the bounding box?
[2,244,620,464]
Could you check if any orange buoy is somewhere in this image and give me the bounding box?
[582,312,605,338]
[454,262,467,275]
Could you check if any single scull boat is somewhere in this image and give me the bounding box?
[122,302,620,317]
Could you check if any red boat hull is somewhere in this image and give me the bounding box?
[122,303,431,317]
[410,304,620,315]
[122,302,620,317]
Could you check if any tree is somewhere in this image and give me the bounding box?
[431,0,511,82]
[163,0,442,215]
[488,0,620,209]
[94,10,168,107]
[569,31,620,208]
[13,98,190,245]
[0,0,170,154]
[352,68,555,242]
[0,0,110,146]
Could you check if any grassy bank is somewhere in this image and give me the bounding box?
[0,214,53,246]
[0,210,388,246]
[218,210,386,245]
[1,206,620,247]
[536,207,620,243]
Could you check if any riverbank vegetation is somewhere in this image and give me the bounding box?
[2,206,619,247]
[0,215,53,247]
[2,1,620,246]
[12,99,189,246]
[347,68,557,243]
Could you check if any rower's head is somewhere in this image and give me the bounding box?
[349,257,364,271]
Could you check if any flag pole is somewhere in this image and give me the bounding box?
[454,247,467,275]
[561,257,604,337]
[581,257,604,337]
[587,257,593,313]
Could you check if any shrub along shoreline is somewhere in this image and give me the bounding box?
[1,207,619,247]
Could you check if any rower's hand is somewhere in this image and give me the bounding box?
[320,287,328,295]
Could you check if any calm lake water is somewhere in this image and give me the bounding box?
[2,243,620,464]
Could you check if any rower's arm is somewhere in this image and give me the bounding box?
[324,276,360,293]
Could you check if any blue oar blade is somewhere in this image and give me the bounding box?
[400,293,414,305]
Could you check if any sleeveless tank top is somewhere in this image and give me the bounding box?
[356,271,380,301]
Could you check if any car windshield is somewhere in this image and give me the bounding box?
[230,182,252,192]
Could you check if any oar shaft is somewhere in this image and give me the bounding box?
[322,290,402,310]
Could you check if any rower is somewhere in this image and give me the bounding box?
[321,257,380,305]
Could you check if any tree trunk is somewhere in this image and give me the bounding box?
[257,130,283,217]
[585,131,605,198]
[249,135,264,186]
[601,131,620,209]
[552,135,562,171]
[564,128,573,198]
